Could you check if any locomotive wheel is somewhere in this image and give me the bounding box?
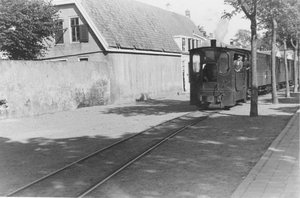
[242,95,247,103]
[197,102,210,110]
[246,89,251,99]
[223,106,231,110]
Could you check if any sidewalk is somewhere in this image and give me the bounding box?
[231,109,300,198]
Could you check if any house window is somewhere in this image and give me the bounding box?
[70,17,89,43]
[71,17,80,42]
[182,38,186,52]
[79,57,89,61]
[55,20,64,44]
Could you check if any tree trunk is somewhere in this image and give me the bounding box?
[298,43,300,92]
[271,18,278,104]
[250,18,258,117]
[293,43,298,92]
[283,39,291,97]
[291,36,299,92]
[238,0,258,116]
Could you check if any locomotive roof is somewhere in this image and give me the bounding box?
[189,46,280,57]
[189,46,251,54]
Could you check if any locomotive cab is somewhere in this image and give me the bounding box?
[189,46,248,109]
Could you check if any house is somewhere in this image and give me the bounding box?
[44,0,208,103]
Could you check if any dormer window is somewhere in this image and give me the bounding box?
[182,38,186,52]
[70,17,89,43]
[71,17,80,42]
[55,20,64,44]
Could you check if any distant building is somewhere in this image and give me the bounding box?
[43,0,208,102]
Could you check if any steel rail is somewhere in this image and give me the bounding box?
[6,111,198,197]
[76,115,210,197]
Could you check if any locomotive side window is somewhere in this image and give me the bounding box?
[233,54,244,72]
[218,52,229,75]
[192,54,201,73]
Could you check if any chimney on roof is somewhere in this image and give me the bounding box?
[185,9,190,18]
[166,3,171,11]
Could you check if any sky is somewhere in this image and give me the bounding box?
[135,0,251,44]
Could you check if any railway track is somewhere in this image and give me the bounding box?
[6,110,215,197]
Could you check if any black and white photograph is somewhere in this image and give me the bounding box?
[0,0,299,197]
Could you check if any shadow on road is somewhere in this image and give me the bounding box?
[0,91,299,197]
[102,99,196,116]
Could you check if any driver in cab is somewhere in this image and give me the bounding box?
[234,56,243,72]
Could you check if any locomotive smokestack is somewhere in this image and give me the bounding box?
[211,39,217,47]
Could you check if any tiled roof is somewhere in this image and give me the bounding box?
[79,0,202,53]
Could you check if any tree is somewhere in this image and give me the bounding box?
[233,29,251,48]
[223,0,259,117]
[198,26,208,38]
[270,17,279,104]
[258,0,300,103]
[257,31,272,51]
[283,39,291,98]
[275,2,297,98]
[0,0,58,60]
[233,29,268,50]
[260,0,299,98]
[287,0,300,93]
[258,0,288,104]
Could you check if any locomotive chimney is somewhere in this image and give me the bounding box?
[211,39,217,47]
[185,9,191,18]
[166,3,171,11]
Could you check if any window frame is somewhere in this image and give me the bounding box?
[191,53,201,74]
[78,57,89,61]
[55,19,64,45]
[70,17,80,43]
[182,38,186,52]
[218,52,230,75]
[204,50,216,62]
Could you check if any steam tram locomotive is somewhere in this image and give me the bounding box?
[189,41,294,109]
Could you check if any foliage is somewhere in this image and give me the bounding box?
[0,0,58,60]
[257,32,272,50]
[223,0,300,110]
[223,0,299,46]
[259,1,295,44]
[232,28,270,50]
[198,26,208,38]
[232,29,251,48]
[282,0,300,43]
[223,0,257,21]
